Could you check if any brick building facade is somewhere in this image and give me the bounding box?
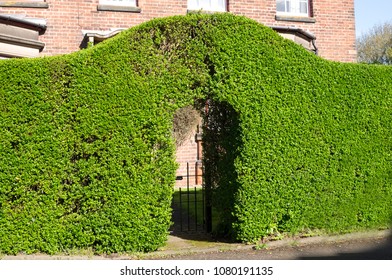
[0,0,356,60]
[0,0,357,186]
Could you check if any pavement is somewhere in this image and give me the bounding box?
[3,229,391,260]
[145,229,392,260]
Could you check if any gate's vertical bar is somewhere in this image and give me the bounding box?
[204,163,212,233]
[194,186,197,231]
[202,183,205,230]
[187,162,190,232]
[179,188,183,232]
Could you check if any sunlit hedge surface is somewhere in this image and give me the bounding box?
[0,13,391,254]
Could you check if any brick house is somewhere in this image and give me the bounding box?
[0,0,356,186]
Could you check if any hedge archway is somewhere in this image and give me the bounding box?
[1,13,391,254]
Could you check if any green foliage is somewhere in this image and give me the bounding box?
[357,21,392,64]
[0,15,212,254]
[194,14,392,242]
[1,13,392,253]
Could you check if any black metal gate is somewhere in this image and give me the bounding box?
[171,162,211,233]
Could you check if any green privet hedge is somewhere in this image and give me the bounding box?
[1,13,392,254]
[0,16,211,254]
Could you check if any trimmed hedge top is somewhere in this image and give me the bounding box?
[0,13,391,254]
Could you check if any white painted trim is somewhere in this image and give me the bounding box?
[99,0,136,7]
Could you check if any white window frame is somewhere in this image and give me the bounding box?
[187,0,226,12]
[276,0,309,17]
[99,0,136,7]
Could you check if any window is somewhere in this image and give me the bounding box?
[187,0,226,12]
[276,0,308,16]
[99,0,136,6]
[97,0,140,12]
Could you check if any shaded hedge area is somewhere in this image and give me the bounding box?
[1,13,392,254]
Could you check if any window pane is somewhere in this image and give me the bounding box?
[213,0,226,11]
[276,0,285,12]
[286,0,291,12]
[300,1,308,14]
[188,0,226,11]
[199,0,210,8]
[277,0,308,15]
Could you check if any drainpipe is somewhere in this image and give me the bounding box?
[311,37,318,56]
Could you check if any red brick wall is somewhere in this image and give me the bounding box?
[0,0,187,55]
[0,0,356,61]
[175,125,203,188]
[230,0,356,62]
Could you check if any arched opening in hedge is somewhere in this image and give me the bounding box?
[1,13,391,255]
[170,98,242,237]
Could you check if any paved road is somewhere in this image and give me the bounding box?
[150,234,392,260]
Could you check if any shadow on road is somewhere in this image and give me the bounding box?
[299,230,392,260]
